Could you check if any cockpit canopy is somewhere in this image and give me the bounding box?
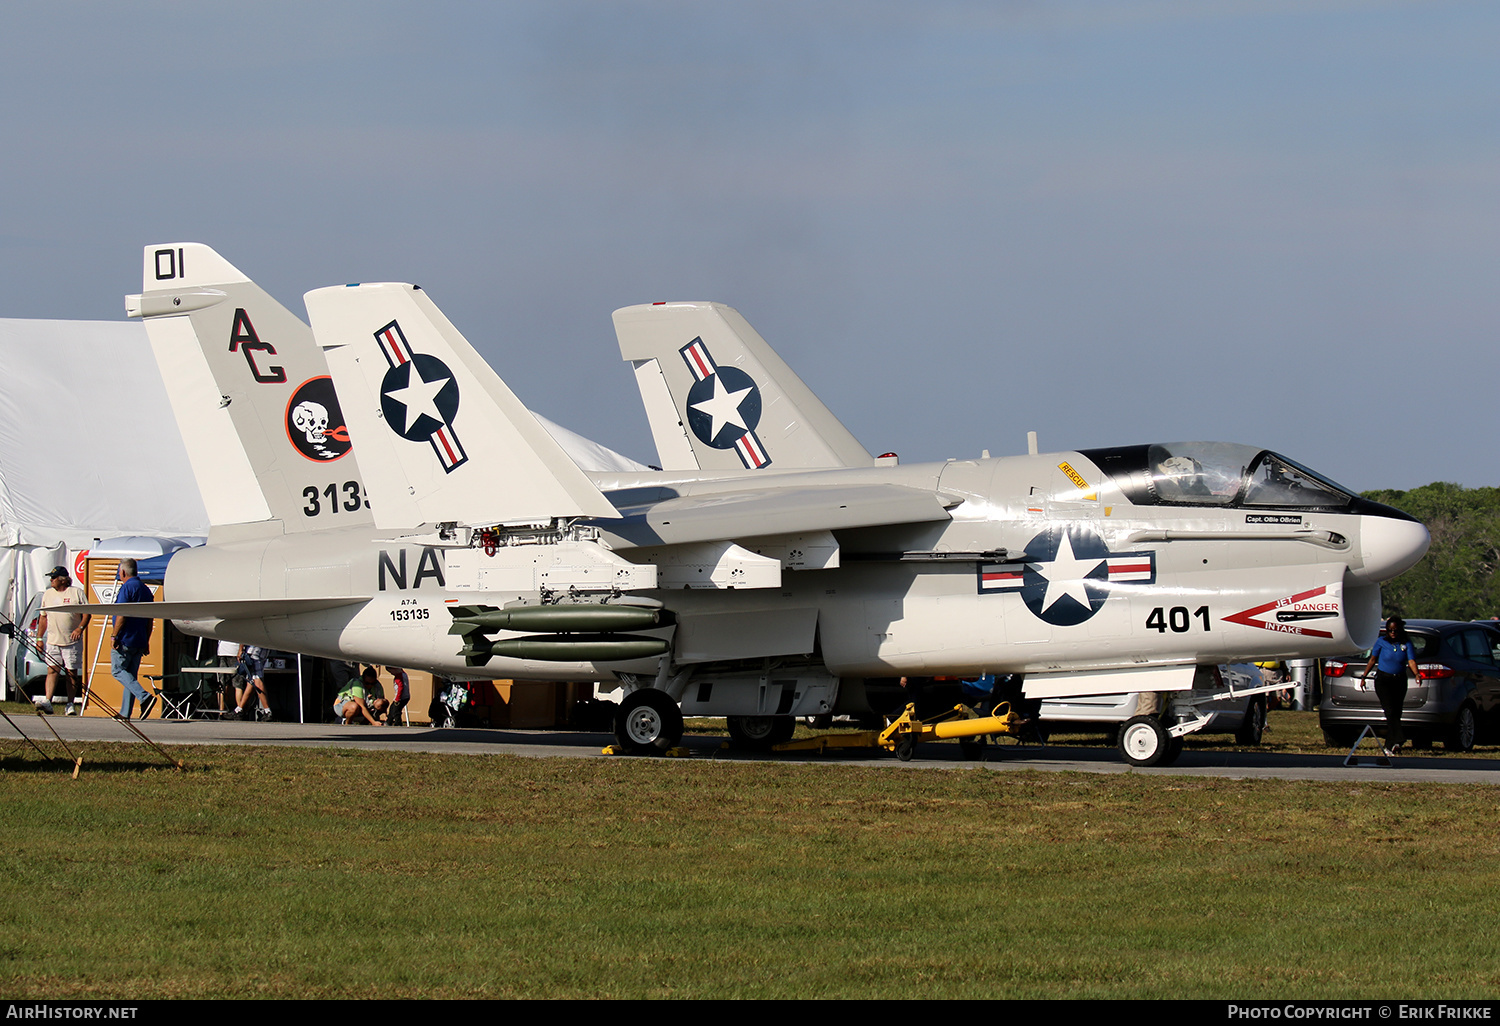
[1080,442,1356,510]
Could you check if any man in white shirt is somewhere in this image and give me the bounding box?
[37,566,89,715]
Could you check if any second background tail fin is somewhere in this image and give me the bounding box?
[613,302,872,472]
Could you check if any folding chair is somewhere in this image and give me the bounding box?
[144,673,197,720]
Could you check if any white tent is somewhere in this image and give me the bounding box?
[0,317,645,690]
[0,318,208,689]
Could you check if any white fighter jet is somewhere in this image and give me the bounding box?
[94,244,1429,757]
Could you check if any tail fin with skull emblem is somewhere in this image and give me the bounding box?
[126,244,374,532]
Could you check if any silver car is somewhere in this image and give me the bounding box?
[1319,620,1500,751]
[1040,663,1270,747]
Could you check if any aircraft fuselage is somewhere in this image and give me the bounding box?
[164,444,1427,694]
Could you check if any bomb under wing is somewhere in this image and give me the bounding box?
[449,603,674,665]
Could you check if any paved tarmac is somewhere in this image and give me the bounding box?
[5,711,1500,784]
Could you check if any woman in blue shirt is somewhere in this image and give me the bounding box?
[1359,617,1422,756]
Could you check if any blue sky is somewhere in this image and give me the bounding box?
[3,1,1495,491]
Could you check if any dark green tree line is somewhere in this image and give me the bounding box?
[1363,482,1500,621]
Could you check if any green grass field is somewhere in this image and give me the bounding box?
[2,712,1498,999]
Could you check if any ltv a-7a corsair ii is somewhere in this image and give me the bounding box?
[100,244,1428,759]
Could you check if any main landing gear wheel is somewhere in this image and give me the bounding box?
[1119,715,1171,767]
[615,689,684,755]
[727,715,796,752]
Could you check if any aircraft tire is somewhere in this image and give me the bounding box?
[959,736,987,761]
[614,689,684,755]
[1235,699,1267,746]
[727,715,795,751]
[1119,715,1170,767]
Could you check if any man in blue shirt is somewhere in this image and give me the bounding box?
[1359,616,1422,756]
[110,558,156,720]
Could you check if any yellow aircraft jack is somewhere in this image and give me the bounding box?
[773,702,1028,761]
[879,701,1027,761]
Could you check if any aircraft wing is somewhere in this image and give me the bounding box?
[58,597,371,619]
[598,483,956,549]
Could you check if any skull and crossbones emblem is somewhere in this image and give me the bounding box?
[292,400,329,444]
[284,378,352,462]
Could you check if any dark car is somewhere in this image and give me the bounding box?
[1319,620,1500,751]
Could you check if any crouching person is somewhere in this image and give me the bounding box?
[334,666,389,725]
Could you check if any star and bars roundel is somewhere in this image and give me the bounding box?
[375,320,467,473]
[680,337,771,469]
[978,525,1156,626]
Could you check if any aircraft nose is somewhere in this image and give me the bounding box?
[1355,515,1430,583]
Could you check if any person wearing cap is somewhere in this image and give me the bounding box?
[110,558,156,720]
[37,566,89,715]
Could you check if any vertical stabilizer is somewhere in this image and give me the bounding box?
[613,302,872,472]
[306,283,619,529]
[125,244,373,531]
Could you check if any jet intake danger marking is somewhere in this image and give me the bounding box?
[679,336,771,469]
[285,376,353,462]
[228,308,287,383]
[979,525,1156,626]
[378,547,447,591]
[375,319,467,473]
[1222,586,1339,638]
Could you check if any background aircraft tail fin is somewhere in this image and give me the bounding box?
[126,244,373,532]
[306,283,619,529]
[613,302,872,472]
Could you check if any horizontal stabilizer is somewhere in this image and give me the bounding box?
[64,597,371,620]
[307,283,619,528]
